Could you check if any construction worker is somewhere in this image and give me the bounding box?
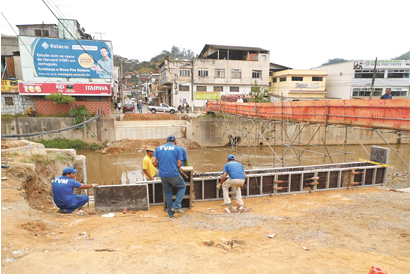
[152,135,186,218]
[143,146,158,180]
[217,155,246,207]
[52,167,98,213]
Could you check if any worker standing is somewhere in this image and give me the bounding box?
[152,135,186,218]
[217,155,246,207]
[143,146,158,180]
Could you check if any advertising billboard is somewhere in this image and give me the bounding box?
[194,91,220,100]
[1,80,20,93]
[30,38,112,79]
[19,82,111,96]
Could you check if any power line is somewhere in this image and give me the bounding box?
[41,0,115,79]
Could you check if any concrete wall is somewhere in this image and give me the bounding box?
[1,117,115,143]
[115,120,189,141]
[1,94,35,114]
[1,116,406,146]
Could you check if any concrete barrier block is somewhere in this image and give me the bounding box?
[94,184,149,212]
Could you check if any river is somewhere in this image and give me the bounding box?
[78,144,409,185]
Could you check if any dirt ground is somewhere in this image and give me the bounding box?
[1,142,410,273]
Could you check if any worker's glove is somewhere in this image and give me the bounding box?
[216,183,222,190]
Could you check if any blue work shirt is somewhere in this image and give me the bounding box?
[179,146,188,166]
[52,175,82,206]
[96,57,112,78]
[154,142,183,177]
[223,161,246,179]
[380,94,392,99]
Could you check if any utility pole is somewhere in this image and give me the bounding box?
[120,58,124,105]
[369,57,377,99]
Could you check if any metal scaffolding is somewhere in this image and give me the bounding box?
[209,104,410,188]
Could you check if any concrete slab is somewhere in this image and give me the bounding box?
[94,184,149,212]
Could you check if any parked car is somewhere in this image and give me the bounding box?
[123,103,135,113]
[148,103,178,114]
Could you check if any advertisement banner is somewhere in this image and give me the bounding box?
[19,82,111,96]
[353,60,410,70]
[31,38,112,79]
[195,91,220,100]
[1,80,20,93]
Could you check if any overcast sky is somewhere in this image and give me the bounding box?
[2,0,409,69]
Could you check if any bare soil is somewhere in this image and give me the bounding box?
[1,142,410,273]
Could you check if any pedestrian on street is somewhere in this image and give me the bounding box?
[216,155,246,207]
[52,167,98,214]
[185,103,190,113]
[152,135,186,218]
[138,102,143,113]
[380,89,392,99]
[143,146,158,180]
[117,102,122,111]
[114,101,117,110]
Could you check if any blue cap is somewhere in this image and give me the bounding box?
[227,154,235,160]
[63,166,78,174]
[167,135,176,142]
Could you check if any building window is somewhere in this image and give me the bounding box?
[215,69,225,78]
[197,86,207,91]
[5,97,14,106]
[261,55,267,61]
[231,69,242,79]
[272,78,277,83]
[280,77,287,82]
[312,76,323,81]
[354,70,384,78]
[34,29,49,37]
[389,88,408,96]
[292,76,303,81]
[352,88,383,97]
[179,85,189,91]
[230,86,239,92]
[387,70,410,78]
[252,70,262,79]
[213,86,223,92]
[198,70,208,77]
[180,70,190,77]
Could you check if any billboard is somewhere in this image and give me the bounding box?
[1,80,20,93]
[19,82,111,96]
[30,38,112,79]
[353,60,410,70]
[194,91,220,100]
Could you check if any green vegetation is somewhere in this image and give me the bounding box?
[113,45,196,75]
[34,138,103,151]
[249,81,269,103]
[45,92,76,104]
[69,105,90,125]
[321,58,350,66]
[393,50,410,60]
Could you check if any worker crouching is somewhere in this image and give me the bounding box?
[217,155,246,207]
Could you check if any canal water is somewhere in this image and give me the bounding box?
[78,144,409,185]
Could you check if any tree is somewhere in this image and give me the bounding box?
[321,58,350,66]
[249,81,269,103]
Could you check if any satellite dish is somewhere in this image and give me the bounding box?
[151,78,156,83]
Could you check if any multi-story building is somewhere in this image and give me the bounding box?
[158,56,193,106]
[315,60,410,99]
[269,69,327,101]
[193,44,270,107]
[158,44,270,107]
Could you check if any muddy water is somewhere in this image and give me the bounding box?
[78,144,409,185]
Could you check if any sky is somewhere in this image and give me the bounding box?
[2,0,409,69]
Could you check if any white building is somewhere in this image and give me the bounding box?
[315,60,410,99]
[158,44,270,108]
